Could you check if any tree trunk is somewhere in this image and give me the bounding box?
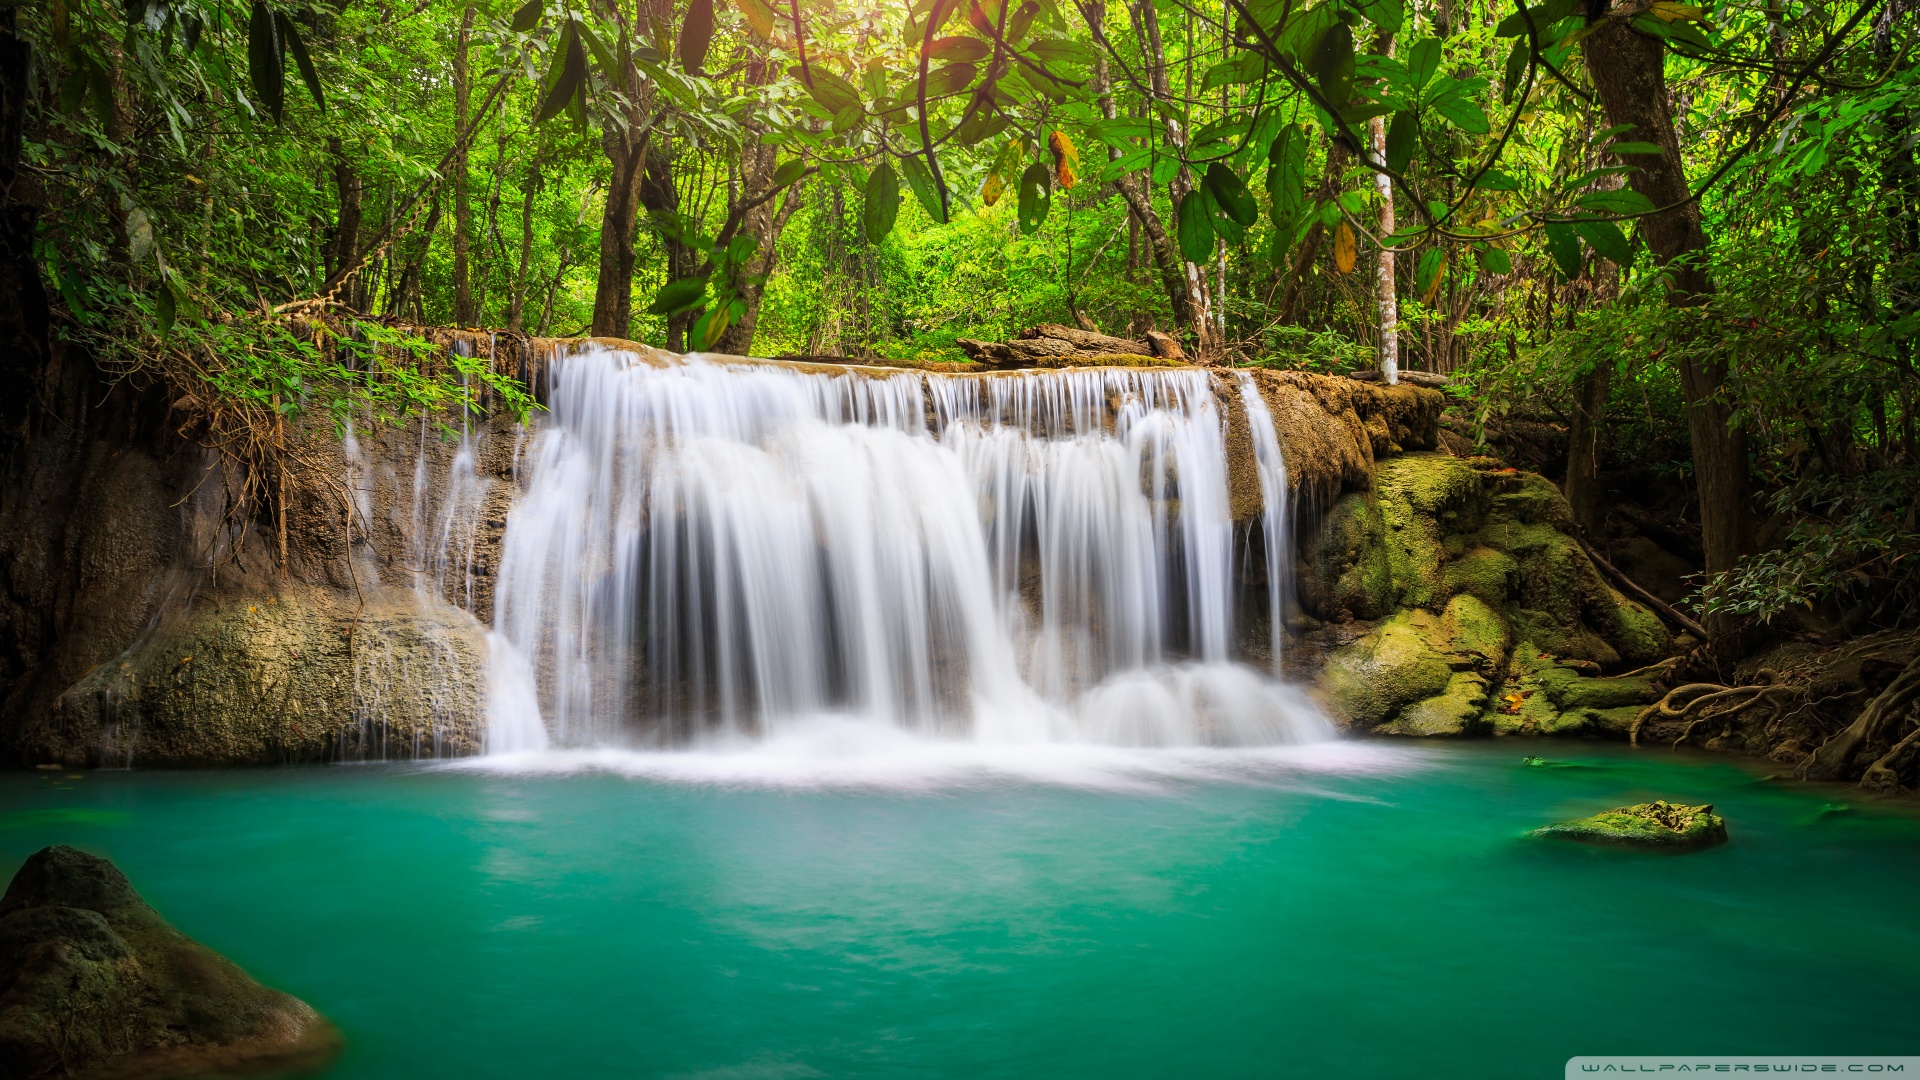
[451,4,477,325]
[1583,11,1752,589]
[714,54,802,356]
[1134,0,1219,357]
[326,137,364,310]
[589,0,658,340]
[637,143,695,349]
[508,161,540,331]
[1563,363,1612,533]
[1368,32,1399,384]
[1096,0,1201,351]
[0,7,51,437]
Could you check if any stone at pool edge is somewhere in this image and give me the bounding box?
[1534,801,1729,851]
[0,845,342,1080]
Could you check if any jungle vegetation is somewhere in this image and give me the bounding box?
[0,0,1916,640]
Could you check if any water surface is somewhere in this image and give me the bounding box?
[2,741,1914,1078]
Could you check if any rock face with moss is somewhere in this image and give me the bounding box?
[1306,452,1673,738]
[1534,801,1729,850]
[0,845,341,1078]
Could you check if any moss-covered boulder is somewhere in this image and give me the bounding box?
[45,588,487,767]
[1485,643,1664,738]
[1306,453,1677,740]
[0,846,341,1078]
[1534,801,1728,851]
[1320,595,1513,737]
[1319,611,1456,730]
[1298,492,1397,621]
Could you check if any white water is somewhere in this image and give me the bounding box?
[486,345,1329,754]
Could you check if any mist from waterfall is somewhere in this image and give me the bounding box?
[485,344,1329,754]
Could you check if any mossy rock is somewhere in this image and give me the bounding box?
[1440,593,1510,673]
[1299,491,1397,621]
[53,588,487,766]
[1534,664,1663,711]
[1380,671,1489,737]
[0,846,342,1078]
[1375,454,1486,610]
[1317,611,1454,730]
[1486,641,1567,736]
[1442,545,1518,608]
[1486,472,1578,530]
[1606,590,1672,667]
[1534,801,1728,851]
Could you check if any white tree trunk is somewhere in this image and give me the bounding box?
[1369,113,1399,385]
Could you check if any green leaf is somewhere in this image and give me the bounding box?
[1415,247,1444,296]
[1006,0,1039,42]
[1608,140,1663,155]
[930,62,978,96]
[1476,246,1513,274]
[1026,38,1095,66]
[772,158,808,188]
[648,276,707,316]
[1384,110,1417,172]
[276,12,324,113]
[1099,146,1151,182]
[1204,163,1258,227]
[247,0,283,125]
[679,0,713,72]
[1544,221,1582,279]
[1575,187,1656,215]
[864,161,901,242]
[1472,169,1520,190]
[1406,37,1441,91]
[1202,51,1268,92]
[928,36,990,62]
[1354,0,1403,33]
[1495,3,1545,37]
[1267,123,1308,223]
[535,25,586,124]
[1177,189,1215,264]
[793,65,863,114]
[1018,161,1051,234]
[155,280,176,337]
[900,153,947,224]
[1309,21,1354,107]
[1572,219,1631,265]
[1502,38,1527,103]
[511,0,542,32]
[833,103,866,133]
[1431,95,1488,134]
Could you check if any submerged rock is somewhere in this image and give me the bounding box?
[1534,801,1729,850]
[0,846,341,1080]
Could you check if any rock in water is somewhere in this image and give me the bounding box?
[0,846,341,1079]
[1534,801,1729,851]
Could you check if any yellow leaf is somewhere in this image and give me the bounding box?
[1333,222,1356,274]
[1049,129,1078,191]
[1648,2,1704,20]
[981,171,1006,206]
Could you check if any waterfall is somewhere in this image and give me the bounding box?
[486,344,1327,751]
[1236,372,1292,671]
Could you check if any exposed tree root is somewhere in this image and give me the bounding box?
[1861,711,1920,793]
[1797,654,1920,784]
[1631,683,1731,747]
[1670,686,1796,749]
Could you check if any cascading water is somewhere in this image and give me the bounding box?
[485,344,1330,753]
